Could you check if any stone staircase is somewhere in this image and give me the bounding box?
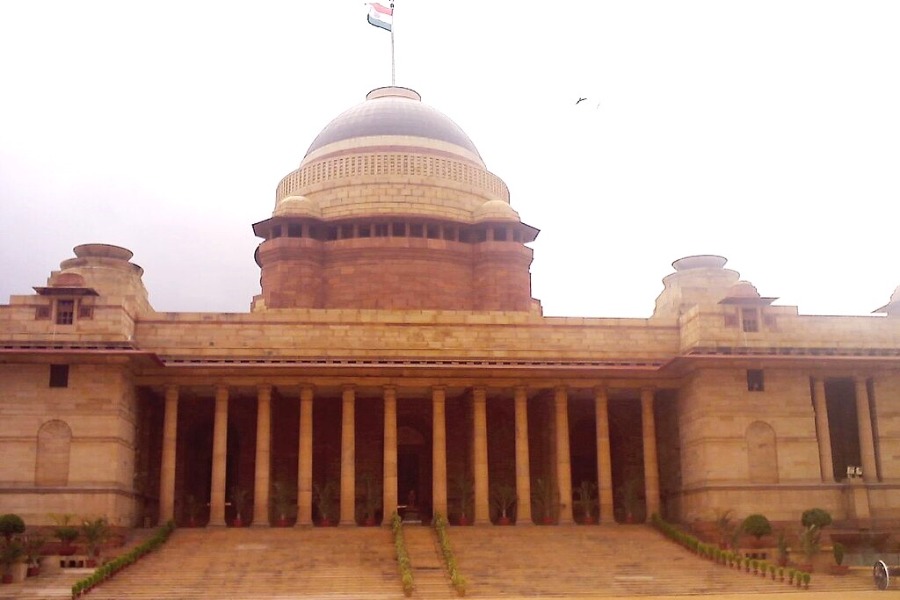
[75,527,401,599]
[446,524,875,598]
[0,524,878,599]
[403,524,456,599]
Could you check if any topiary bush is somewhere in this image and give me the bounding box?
[801,508,832,529]
[0,514,25,541]
[742,514,772,540]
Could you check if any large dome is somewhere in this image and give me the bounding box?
[303,87,484,167]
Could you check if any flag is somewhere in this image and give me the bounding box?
[367,2,393,32]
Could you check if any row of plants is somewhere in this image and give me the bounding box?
[651,514,812,589]
[71,520,175,598]
[391,512,414,597]
[433,512,467,596]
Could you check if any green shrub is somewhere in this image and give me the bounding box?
[833,541,845,565]
[0,514,25,541]
[801,508,832,529]
[742,514,772,539]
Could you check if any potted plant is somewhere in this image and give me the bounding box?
[492,483,517,525]
[0,539,24,584]
[0,515,25,543]
[52,514,79,556]
[618,478,641,524]
[741,514,772,546]
[714,509,735,549]
[797,524,820,572]
[573,480,597,524]
[775,531,789,567]
[313,480,337,526]
[185,494,200,527]
[453,476,473,525]
[272,480,295,527]
[830,541,849,575]
[230,486,249,527]
[81,517,110,567]
[22,535,44,577]
[532,478,555,525]
[360,471,381,526]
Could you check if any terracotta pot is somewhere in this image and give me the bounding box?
[497,516,511,526]
[58,544,77,556]
[27,566,40,577]
[364,517,377,527]
[1,573,12,584]
[458,515,470,526]
[233,516,244,528]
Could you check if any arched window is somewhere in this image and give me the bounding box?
[35,420,72,486]
[746,421,778,483]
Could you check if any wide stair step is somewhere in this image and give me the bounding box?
[448,524,875,597]
[403,525,456,599]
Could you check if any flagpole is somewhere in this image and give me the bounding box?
[390,2,395,85]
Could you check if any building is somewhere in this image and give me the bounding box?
[2,86,899,532]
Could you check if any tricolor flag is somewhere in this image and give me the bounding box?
[367,2,393,32]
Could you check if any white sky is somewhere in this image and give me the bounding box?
[1,1,898,318]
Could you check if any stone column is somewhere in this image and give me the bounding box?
[554,386,573,524]
[812,378,834,482]
[432,386,448,518]
[253,385,272,526]
[159,385,179,524]
[641,388,661,519]
[514,386,532,525]
[383,386,398,523]
[594,387,614,523]
[856,377,878,482]
[296,386,314,526]
[473,387,490,525]
[340,386,356,525]
[210,385,229,527]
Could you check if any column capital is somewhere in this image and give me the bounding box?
[342,384,356,393]
[431,384,447,393]
[473,387,487,402]
[215,385,229,401]
[593,385,608,398]
[164,384,179,399]
[257,384,273,398]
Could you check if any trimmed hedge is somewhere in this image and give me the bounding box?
[391,512,414,597]
[71,520,175,598]
[433,512,466,596]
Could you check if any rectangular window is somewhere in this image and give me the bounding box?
[78,305,94,320]
[493,227,508,241]
[747,369,764,392]
[358,225,371,238]
[409,224,424,238]
[56,300,75,325]
[426,224,439,239]
[392,222,406,237]
[35,305,51,320]
[287,224,302,238]
[374,223,389,237]
[741,308,759,333]
[49,364,69,388]
[443,226,457,241]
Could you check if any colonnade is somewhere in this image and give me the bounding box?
[811,375,880,483]
[157,385,661,527]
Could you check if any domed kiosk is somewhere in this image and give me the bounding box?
[252,87,539,311]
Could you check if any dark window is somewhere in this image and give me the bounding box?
[340,224,354,239]
[443,226,457,241]
[724,313,739,328]
[35,306,51,320]
[474,229,487,243]
[747,369,765,392]
[56,300,75,325]
[493,227,507,241]
[409,224,424,237]
[741,308,759,333]
[287,224,302,238]
[49,364,69,388]
[78,306,94,320]
[358,225,371,238]
[392,222,406,237]
[326,227,338,241]
[426,224,439,239]
[374,223,389,237]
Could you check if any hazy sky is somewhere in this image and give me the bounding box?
[1,2,898,318]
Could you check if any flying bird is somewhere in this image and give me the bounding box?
[576,97,587,105]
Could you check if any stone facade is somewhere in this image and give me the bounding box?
[1,87,899,535]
